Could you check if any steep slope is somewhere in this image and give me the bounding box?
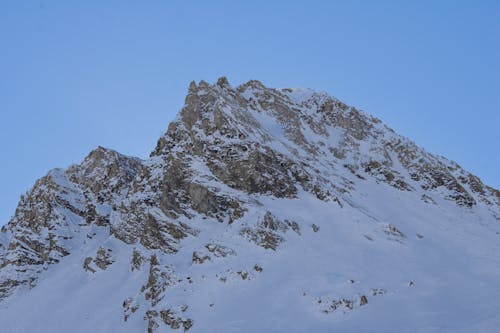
[0,78,499,333]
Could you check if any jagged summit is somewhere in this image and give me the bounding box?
[1,78,499,333]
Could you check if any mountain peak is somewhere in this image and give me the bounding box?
[1,78,499,333]
[216,76,230,88]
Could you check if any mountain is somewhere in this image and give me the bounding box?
[0,77,499,333]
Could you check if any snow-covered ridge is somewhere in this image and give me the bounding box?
[0,77,499,333]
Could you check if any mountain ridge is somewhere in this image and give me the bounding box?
[0,77,499,333]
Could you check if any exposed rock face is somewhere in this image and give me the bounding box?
[0,78,499,333]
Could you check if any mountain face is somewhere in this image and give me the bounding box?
[1,77,499,333]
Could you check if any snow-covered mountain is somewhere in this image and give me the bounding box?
[1,77,499,333]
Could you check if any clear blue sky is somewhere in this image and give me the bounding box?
[1,0,499,225]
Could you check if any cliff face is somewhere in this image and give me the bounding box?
[1,78,499,333]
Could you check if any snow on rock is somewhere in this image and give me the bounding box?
[1,77,499,333]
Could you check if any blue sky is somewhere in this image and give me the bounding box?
[1,0,499,224]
